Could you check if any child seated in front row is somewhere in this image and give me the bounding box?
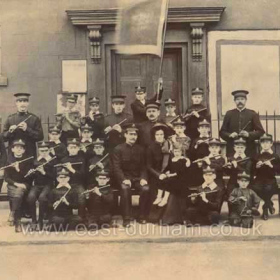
[185,166,224,226]
[229,171,260,228]
[48,168,82,231]
[85,169,114,230]
[251,133,280,220]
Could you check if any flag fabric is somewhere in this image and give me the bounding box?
[116,0,168,57]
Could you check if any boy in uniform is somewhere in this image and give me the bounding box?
[60,138,86,221]
[48,126,67,162]
[81,96,105,140]
[4,139,33,232]
[26,141,55,230]
[184,88,210,141]
[85,169,114,229]
[229,171,260,228]
[48,168,82,231]
[251,133,280,220]
[185,166,224,226]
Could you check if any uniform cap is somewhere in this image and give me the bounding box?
[12,139,26,147]
[81,123,93,132]
[202,166,215,174]
[67,138,80,145]
[89,97,100,104]
[237,171,250,181]
[164,98,176,106]
[92,138,105,146]
[135,86,146,93]
[37,141,49,148]
[234,137,247,145]
[231,90,249,99]
[259,133,273,142]
[198,119,210,127]
[14,93,31,100]
[192,88,204,95]
[208,138,221,146]
[111,95,126,103]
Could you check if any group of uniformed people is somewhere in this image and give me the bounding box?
[0,84,277,232]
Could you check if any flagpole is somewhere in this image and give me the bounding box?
[157,0,169,100]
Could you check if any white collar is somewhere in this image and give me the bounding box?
[261,149,273,154]
[166,113,176,117]
[56,183,71,190]
[202,182,217,190]
[209,153,219,158]
[233,153,246,159]
[199,134,210,139]
[81,139,92,143]
[37,155,52,161]
[50,140,61,145]
[236,107,246,112]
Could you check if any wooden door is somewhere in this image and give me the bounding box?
[112,49,183,113]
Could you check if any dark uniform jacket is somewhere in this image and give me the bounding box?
[104,112,132,151]
[112,143,147,184]
[220,108,265,157]
[30,157,55,187]
[252,151,280,185]
[4,154,32,186]
[81,113,105,140]
[3,112,44,156]
[192,183,224,213]
[184,104,211,140]
[49,186,77,217]
[49,141,67,163]
[61,154,85,186]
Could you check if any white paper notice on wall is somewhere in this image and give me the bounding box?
[62,60,87,93]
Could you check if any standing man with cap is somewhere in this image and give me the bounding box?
[138,102,169,148]
[82,96,105,140]
[130,81,163,124]
[184,88,211,141]
[56,93,81,145]
[112,123,150,227]
[220,90,265,157]
[104,95,132,152]
[3,93,44,157]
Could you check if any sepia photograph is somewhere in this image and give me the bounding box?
[0,0,280,279]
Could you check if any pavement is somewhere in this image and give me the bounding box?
[1,195,280,246]
[1,241,280,280]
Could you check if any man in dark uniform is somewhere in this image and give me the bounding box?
[184,88,211,141]
[138,102,168,148]
[220,90,265,157]
[104,95,132,152]
[3,93,44,157]
[112,123,150,227]
[130,79,163,124]
[81,97,105,140]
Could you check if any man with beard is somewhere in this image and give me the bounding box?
[112,123,149,228]
[220,90,264,157]
[3,93,44,157]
